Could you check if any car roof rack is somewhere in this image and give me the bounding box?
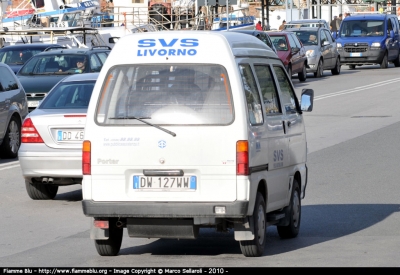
[90,46,112,50]
[43,46,67,52]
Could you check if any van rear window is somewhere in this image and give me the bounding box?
[96,64,234,125]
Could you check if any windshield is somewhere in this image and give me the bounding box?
[292,30,319,46]
[0,49,43,65]
[19,54,89,75]
[96,64,233,126]
[340,20,384,37]
[39,80,95,109]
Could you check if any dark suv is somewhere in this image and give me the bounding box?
[16,46,110,111]
[0,44,63,74]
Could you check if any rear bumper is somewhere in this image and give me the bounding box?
[19,145,82,180]
[82,200,249,218]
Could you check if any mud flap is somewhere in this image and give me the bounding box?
[234,217,255,241]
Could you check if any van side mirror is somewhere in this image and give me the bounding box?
[301,89,314,112]
[322,40,330,46]
[390,30,395,39]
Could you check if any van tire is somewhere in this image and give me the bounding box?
[313,60,323,77]
[25,179,58,200]
[393,54,400,67]
[277,179,301,239]
[95,219,123,256]
[298,64,307,82]
[239,192,266,257]
[331,58,341,75]
[380,53,388,69]
[0,117,21,159]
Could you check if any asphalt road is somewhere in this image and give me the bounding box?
[0,64,399,267]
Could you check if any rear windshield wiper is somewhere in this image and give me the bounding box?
[108,116,176,137]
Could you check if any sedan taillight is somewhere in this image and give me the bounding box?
[21,118,44,143]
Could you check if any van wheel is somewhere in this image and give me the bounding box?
[239,192,266,257]
[348,65,356,69]
[298,63,307,82]
[95,219,123,256]
[380,53,388,69]
[277,179,301,239]
[313,60,323,78]
[393,54,400,67]
[331,58,341,75]
[25,179,58,200]
[0,117,21,159]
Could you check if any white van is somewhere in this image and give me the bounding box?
[82,31,314,257]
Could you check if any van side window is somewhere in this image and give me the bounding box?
[387,19,393,34]
[273,66,297,114]
[253,65,281,115]
[238,64,263,125]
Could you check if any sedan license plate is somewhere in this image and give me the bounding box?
[57,130,84,141]
[350,53,362,57]
[133,176,197,191]
[28,101,40,108]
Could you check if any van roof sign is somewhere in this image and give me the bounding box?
[111,31,277,64]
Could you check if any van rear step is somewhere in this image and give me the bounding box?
[127,218,199,239]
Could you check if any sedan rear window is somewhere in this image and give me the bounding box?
[39,80,95,109]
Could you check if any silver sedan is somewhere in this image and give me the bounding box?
[19,73,99,200]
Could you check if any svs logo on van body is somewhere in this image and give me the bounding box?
[137,38,199,57]
[273,149,284,162]
[273,149,284,169]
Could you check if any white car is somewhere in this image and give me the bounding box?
[19,73,98,200]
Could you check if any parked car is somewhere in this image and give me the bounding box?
[290,27,341,77]
[231,29,278,53]
[16,46,110,112]
[0,44,63,74]
[0,62,28,159]
[19,73,98,200]
[284,19,329,30]
[268,31,308,81]
[333,13,400,69]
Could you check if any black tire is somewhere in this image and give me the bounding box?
[331,58,341,75]
[25,179,58,200]
[380,53,388,69]
[313,59,323,78]
[298,63,307,82]
[287,65,292,78]
[348,65,356,69]
[0,117,21,159]
[394,54,400,67]
[95,218,123,256]
[277,179,301,239]
[239,192,266,257]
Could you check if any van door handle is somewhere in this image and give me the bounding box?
[282,121,286,134]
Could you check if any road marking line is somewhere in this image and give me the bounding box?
[0,164,20,171]
[314,78,400,100]
[0,161,19,167]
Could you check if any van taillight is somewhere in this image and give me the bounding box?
[21,118,44,143]
[82,140,91,175]
[236,140,249,175]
